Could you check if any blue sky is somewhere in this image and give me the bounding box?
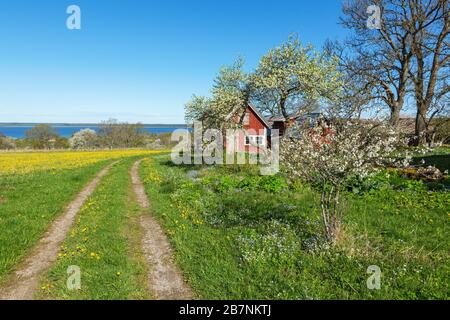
[0,0,347,124]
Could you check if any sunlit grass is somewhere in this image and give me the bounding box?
[0,150,165,286]
[139,156,449,299]
[0,161,108,283]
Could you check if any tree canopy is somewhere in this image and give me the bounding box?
[185,36,342,127]
[253,36,341,119]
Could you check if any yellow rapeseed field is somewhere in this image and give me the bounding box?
[0,149,166,175]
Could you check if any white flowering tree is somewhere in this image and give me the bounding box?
[253,35,342,119]
[185,58,251,131]
[281,120,408,243]
[183,59,254,163]
[69,129,99,150]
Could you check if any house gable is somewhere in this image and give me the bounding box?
[228,103,270,153]
[241,104,270,131]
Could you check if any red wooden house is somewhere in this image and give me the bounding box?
[227,103,271,153]
[227,103,322,153]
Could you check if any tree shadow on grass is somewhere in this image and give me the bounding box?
[412,154,449,172]
[160,159,206,172]
[202,190,319,236]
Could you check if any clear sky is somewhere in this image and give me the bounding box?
[0,0,348,124]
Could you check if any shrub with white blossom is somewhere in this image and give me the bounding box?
[69,129,99,150]
[281,120,409,243]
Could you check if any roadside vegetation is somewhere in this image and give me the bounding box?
[140,151,449,299]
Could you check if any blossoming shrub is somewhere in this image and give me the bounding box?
[281,121,409,242]
[68,129,99,150]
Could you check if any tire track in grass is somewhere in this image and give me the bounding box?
[0,162,117,300]
[131,159,193,300]
[0,161,108,283]
[35,158,147,300]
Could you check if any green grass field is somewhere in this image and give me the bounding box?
[0,149,448,299]
[139,155,449,299]
[0,160,111,284]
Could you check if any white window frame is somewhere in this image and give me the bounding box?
[244,135,265,146]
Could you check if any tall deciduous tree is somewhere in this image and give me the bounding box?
[25,124,59,149]
[341,0,449,143]
[340,0,414,126]
[406,0,449,145]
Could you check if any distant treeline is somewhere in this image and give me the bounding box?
[0,119,176,150]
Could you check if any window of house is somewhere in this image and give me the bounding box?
[243,112,250,125]
[244,135,265,146]
[256,136,264,145]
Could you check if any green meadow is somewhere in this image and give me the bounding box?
[0,149,448,299]
[139,153,449,299]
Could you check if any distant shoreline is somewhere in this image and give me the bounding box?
[0,123,189,138]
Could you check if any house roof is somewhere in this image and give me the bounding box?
[227,103,323,128]
[267,115,286,122]
[226,103,271,128]
[291,108,322,119]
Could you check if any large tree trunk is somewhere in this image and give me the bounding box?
[415,104,428,146]
[408,0,449,146]
[389,103,402,127]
